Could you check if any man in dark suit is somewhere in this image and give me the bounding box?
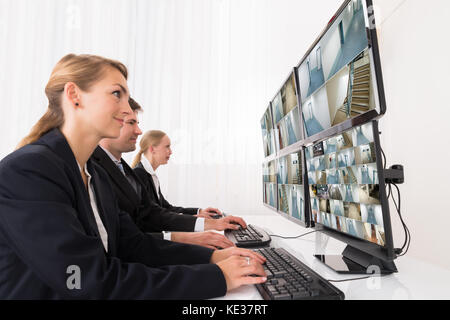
[93,98,244,249]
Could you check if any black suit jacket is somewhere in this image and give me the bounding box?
[134,162,198,215]
[0,129,226,299]
[91,147,197,235]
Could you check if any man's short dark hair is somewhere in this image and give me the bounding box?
[129,97,143,112]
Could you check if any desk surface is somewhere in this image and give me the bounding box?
[214,213,450,300]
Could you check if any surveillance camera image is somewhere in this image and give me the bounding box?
[277,152,306,223]
[263,160,278,209]
[273,73,302,150]
[299,0,378,139]
[306,121,385,245]
[261,105,276,157]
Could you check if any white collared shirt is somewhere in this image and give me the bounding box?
[141,155,204,238]
[78,162,108,252]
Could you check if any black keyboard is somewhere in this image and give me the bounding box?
[254,247,345,300]
[225,224,271,248]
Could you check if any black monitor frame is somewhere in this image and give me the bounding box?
[308,120,397,274]
[295,0,387,146]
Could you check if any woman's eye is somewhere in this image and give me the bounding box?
[113,90,121,98]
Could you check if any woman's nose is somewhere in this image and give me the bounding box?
[123,100,133,115]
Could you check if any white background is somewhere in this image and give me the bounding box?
[1,0,449,271]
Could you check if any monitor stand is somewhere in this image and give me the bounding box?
[314,245,397,275]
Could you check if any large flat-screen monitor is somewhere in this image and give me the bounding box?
[297,0,386,142]
[276,150,309,227]
[305,120,397,274]
[263,160,278,210]
[261,104,276,158]
[272,71,303,151]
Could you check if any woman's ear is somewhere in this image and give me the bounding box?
[64,82,81,108]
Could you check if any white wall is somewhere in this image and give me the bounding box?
[373,0,450,270]
[1,0,450,271]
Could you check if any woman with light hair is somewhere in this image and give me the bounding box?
[131,130,218,218]
[133,130,248,230]
[132,130,221,217]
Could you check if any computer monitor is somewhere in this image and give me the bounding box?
[297,0,386,142]
[305,120,397,274]
[263,160,278,210]
[272,71,303,151]
[261,104,277,158]
[276,150,309,227]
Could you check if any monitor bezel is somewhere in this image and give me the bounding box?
[306,120,396,262]
[295,0,387,145]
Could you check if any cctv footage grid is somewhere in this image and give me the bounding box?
[261,105,276,157]
[272,73,302,151]
[277,152,305,223]
[263,160,278,209]
[299,0,377,138]
[305,122,385,246]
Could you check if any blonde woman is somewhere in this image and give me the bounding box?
[0,54,266,299]
[133,130,248,231]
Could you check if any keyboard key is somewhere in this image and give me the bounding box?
[264,269,273,279]
[273,270,288,277]
[292,291,311,299]
[273,293,291,300]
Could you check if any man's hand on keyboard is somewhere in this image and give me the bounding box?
[204,215,247,231]
[171,231,235,250]
[196,207,223,219]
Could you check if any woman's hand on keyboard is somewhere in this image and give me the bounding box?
[211,247,267,291]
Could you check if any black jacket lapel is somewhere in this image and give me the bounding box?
[35,129,105,242]
[91,147,141,207]
[136,162,161,204]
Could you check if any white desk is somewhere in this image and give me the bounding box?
[214,213,450,300]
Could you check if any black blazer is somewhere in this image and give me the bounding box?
[134,162,198,216]
[0,129,226,299]
[91,147,197,235]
